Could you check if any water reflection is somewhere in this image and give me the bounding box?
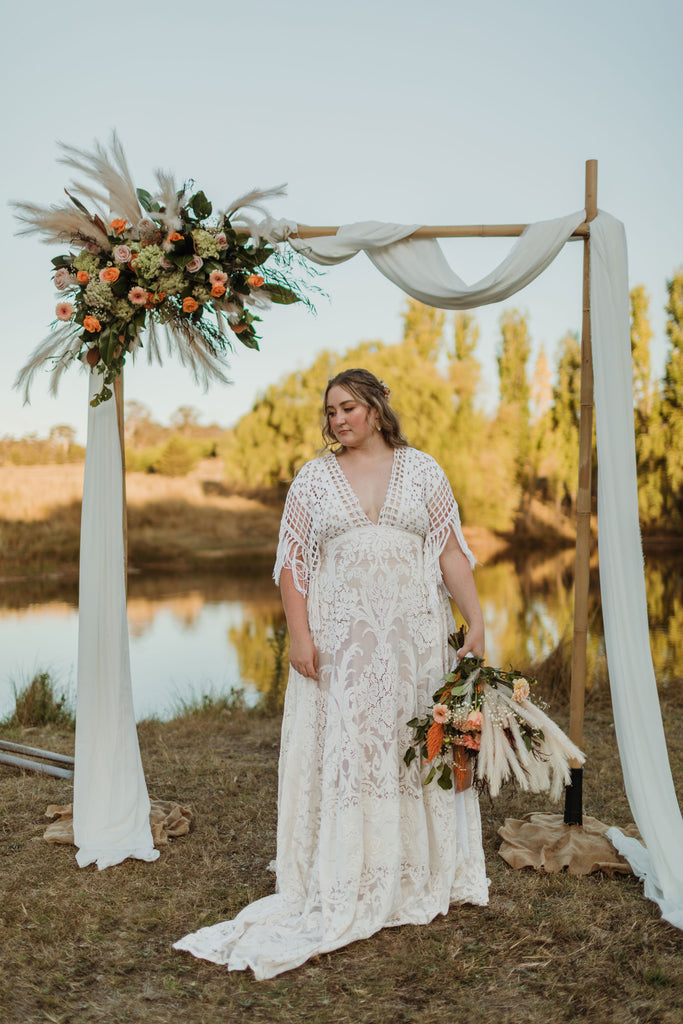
[0,552,680,722]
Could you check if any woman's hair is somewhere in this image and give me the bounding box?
[321,368,409,451]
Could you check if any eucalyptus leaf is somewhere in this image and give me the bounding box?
[424,765,436,786]
[403,748,416,767]
[263,284,301,305]
[238,333,260,351]
[437,764,454,790]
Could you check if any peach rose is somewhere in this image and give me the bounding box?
[110,218,127,235]
[211,283,227,298]
[465,710,483,731]
[185,255,203,273]
[462,733,481,751]
[246,274,264,288]
[77,270,90,284]
[99,266,120,283]
[55,301,74,321]
[53,267,71,290]
[85,241,101,255]
[83,316,101,333]
[432,703,449,725]
[182,297,199,313]
[114,244,132,263]
[214,232,228,249]
[512,678,530,703]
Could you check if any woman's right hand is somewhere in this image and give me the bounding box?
[289,633,319,681]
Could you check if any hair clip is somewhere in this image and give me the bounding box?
[379,379,390,398]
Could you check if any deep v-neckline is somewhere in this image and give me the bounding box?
[328,448,400,526]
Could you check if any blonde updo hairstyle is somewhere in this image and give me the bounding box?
[322,368,409,452]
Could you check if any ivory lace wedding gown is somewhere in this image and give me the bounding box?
[174,447,488,979]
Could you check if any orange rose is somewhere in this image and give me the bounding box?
[77,270,90,284]
[182,297,199,313]
[246,274,264,288]
[110,218,127,235]
[128,255,140,271]
[83,316,102,333]
[99,266,120,283]
[211,283,227,298]
[168,232,184,243]
[231,322,248,333]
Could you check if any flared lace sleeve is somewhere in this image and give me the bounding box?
[273,462,318,597]
[417,452,476,608]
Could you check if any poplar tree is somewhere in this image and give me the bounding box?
[401,300,445,362]
[449,312,481,425]
[661,271,683,523]
[549,331,581,513]
[629,285,666,526]
[495,309,532,509]
[529,346,554,501]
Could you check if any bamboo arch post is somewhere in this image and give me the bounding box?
[113,371,128,594]
[564,159,598,825]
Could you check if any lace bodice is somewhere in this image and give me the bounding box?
[273,447,474,608]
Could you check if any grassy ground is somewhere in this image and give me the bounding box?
[1,686,682,1024]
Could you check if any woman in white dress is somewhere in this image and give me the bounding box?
[174,368,489,979]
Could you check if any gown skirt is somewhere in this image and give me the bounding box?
[174,523,488,979]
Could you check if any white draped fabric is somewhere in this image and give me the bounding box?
[279,212,682,929]
[73,372,158,870]
[590,215,683,929]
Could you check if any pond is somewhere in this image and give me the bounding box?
[1,550,681,722]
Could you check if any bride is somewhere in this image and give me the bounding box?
[174,368,489,979]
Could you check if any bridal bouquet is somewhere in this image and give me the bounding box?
[13,135,310,406]
[404,628,585,800]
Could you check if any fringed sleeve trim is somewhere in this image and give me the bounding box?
[420,452,476,609]
[273,463,318,598]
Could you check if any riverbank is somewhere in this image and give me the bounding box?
[1,461,680,584]
[0,462,569,582]
[1,688,682,1024]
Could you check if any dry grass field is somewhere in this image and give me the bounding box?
[0,684,682,1024]
[0,462,283,580]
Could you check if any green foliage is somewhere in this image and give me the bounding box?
[6,671,74,728]
[661,271,683,524]
[0,427,85,466]
[630,286,666,526]
[154,435,201,477]
[495,309,532,507]
[223,299,519,531]
[549,331,581,511]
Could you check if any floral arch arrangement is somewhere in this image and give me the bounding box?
[13,134,312,406]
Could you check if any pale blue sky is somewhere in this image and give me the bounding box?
[1,0,681,440]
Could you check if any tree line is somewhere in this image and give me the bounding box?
[222,272,683,536]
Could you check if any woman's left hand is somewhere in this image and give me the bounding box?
[456,622,485,660]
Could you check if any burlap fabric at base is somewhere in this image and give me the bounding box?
[498,812,641,875]
[43,797,193,847]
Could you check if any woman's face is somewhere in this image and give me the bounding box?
[325,385,378,448]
